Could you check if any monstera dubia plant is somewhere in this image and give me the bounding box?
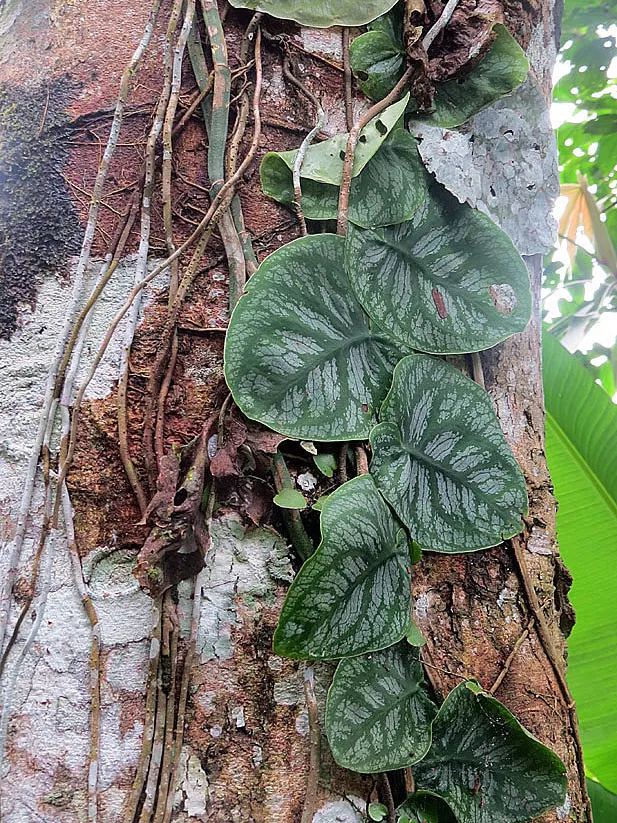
[223,3,568,821]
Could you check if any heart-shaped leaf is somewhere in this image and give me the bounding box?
[350,30,406,102]
[224,234,401,441]
[262,128,427,227]
[261,94,408,189]
[228,0,398,27]
[409,25,529,128]
[273,488,307,509]
[325,642,437,772]
[370,355,528,552]
[413,682,567,823]
[396,794,458,823]
[273,475,412,659]
[345,185,531,354]
[313,453,337,478]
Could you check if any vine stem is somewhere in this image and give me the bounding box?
[0,0,163,658]
[342,28,354,131]
[272,451,314,562]
[422,0,462,51]
[300,668,320,823]
[376,772,396,823]
[337,66,414,235]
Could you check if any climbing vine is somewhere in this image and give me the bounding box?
[224,2,570,822]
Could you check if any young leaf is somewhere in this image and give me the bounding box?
[273,488,307,509]
[227,0,398,28]
[262,128,427,227]
[350,30,406,102]
[224,234,401,441]
[369,804,388,822]
[313,453,337,478]
[345,184,532,354]
[370,355,528,552]
[260,95,408,188]
[325,643,437,772]
[396,794,457,823]
[409,25,529,128]
[413,682,568,823]
[273,475,412,659]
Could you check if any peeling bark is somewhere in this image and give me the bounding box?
[0,1,585,822]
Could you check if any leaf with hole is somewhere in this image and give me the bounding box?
[273,475,412,659]
[345,185,531,354]
[370,355,528,552]
[350,30,406,102]
[273,488,307,509]
[396,794,458,823]
[325,642,436,772]
[262,128,427,227]
[413,682,567,823]
[260,94,408,190]
[409,25,529,128]
[227,0,398,27]
[224,234,401,441]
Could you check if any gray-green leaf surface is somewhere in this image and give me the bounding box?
[261,129,428,227]
[273,476,412,659]
[414,682,567,823]
[228,0,398,27]
[345,185,531,354]
[350,30,405,102]
[370,355,528,552]
[224,234,401,441]
[325,643,436,772]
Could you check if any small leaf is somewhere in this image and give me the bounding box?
[397,794,458,823]
[313,453,337,478]
[262,128,427,228]
[409,25,529,128]
[369,804,388,822]
[326,643,437,773]
[345,184,532,354]
[370,355,528,552]
[273,488,307,509]
[261,95,408,188]
[228,0,398,28]
[413,682,568,823]
[273,475,412,659]
[224,234,401,441]
[406,619,426,647]
[350,30,405,102]
[312,494,330,512]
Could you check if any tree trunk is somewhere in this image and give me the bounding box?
[0,1,586,822]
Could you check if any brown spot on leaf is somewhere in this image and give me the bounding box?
[432,287,448,319]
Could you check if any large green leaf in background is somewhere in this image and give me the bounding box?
[345,186,532,354]
[413,682,567,823]
[543,331,617,792]
[273,476,412,659]
[325,643,436,772]
[228,0,397,27]
[587,779,617,822]
[370,355,528,551]
[224,235,401,441]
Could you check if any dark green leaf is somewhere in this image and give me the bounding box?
[273,488,307,509]
[543,332,617,791]
[345,186,531,354]
[409,25,529,128]
[261,127,427,227]
[325,643,436,772]
[370,355,528,552]
[588,779,617,823]
[228,0,398,27]
[224,234,401,441]
[273,475,412,659]
[414,682,568,823]
[397,794,457,823]
[350,30,405,102]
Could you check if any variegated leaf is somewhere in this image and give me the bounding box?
[228,0,398,28]
[224,234,401,441]
[370,355,528,552]
[273,476,412,659]
[414,682,567,823]
[325,642,437,772]
[345,185,532,354]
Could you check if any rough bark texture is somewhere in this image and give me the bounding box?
[0,1,584,822]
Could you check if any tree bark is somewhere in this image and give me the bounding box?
[0,1,586,822]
